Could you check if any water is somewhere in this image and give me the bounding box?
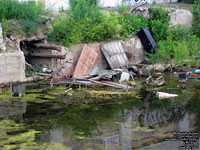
[0,73,199,150]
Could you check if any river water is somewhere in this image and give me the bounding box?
[0,73,199,150]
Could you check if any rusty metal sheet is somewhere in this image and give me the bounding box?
[100,41,129,69]
[73,45,98,78]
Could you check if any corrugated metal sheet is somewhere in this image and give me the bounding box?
[73,45,98,79]
[100,41,129,69]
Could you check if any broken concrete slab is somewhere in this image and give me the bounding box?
[52,46,74,78]
[73,45,98,79]
[0,51,26,84]
[101,41,130,69]
[121,36,145,65]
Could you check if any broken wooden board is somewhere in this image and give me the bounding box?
[73,45,98,79]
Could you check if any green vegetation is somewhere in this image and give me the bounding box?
[0,0,49,36]
[120,14,149,37]
[192,0,200,37]
[48,0,120,46]
[147,6,200,66]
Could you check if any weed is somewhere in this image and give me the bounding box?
[120,14,149,37]
[48,0,119,46]
[0,0,48,36]
[1,18,7,38]
[150,20,169,41]
[192,0,200,37]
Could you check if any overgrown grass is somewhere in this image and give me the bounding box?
[0,0,49,37]
[48,0,120,46]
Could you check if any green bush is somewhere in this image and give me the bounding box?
[150,20,169,41]
[1,18,7,38]
[48,12,120,46]
[120,14,149,37]
[173,41,190,65]
[169,25,189,41]
[0,0,48,36]
[150,7,170,24]
[192,0,200,37]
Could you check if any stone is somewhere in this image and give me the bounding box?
[132,6,150,19]
[169,9,193,29]
[0,51,26,84]
[121,36,145,65]
[0,23,6,51]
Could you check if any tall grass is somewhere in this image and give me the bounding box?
[0,0,48,36]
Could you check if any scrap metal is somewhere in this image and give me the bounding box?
[100,41,129,69]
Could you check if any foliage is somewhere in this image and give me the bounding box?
[149,7,170,42]
[192,0,200,37]
[0,0,49,36]
[150,20,169,41]
[48,0,119,46]
[169,25,189,41]
[157,39,175,63]
[173,40,190,65]
[150,7,170,24]
[69,0,100,22]
[120,14,149,37]
[1,18,7,38]
[187,35,200,65]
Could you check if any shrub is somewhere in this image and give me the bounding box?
[1,18,7,38]
[120,14,149,37]
[150,7,170,24]
[169,25,189,41]
[173,41,190,65]
[48,12,120,46]
[192,0,200,37]
[69,0,100,22]
[0,0,48,36]
[150,20,169,41]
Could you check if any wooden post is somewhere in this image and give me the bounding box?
[168,55,173,72]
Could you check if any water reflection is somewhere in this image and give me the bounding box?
[0,74,199,150]
[0,101,27,122]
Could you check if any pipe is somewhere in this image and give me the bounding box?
[27,54,65,59]
[29,44,62,52]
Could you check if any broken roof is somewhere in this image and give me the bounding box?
[100,41,129,69]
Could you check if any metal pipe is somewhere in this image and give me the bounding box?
[29,44,62,52]
[28,54,65,59]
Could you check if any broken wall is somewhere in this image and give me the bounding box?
[0,51,26,84]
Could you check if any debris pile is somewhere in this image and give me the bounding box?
[49,28,167,92]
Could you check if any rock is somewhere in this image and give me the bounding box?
[0,23,6,51]
[0,51,26,84]
[121,36,145,65]
[169,9,193,29]
[131,7,193,30]
[131,6,150,19]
